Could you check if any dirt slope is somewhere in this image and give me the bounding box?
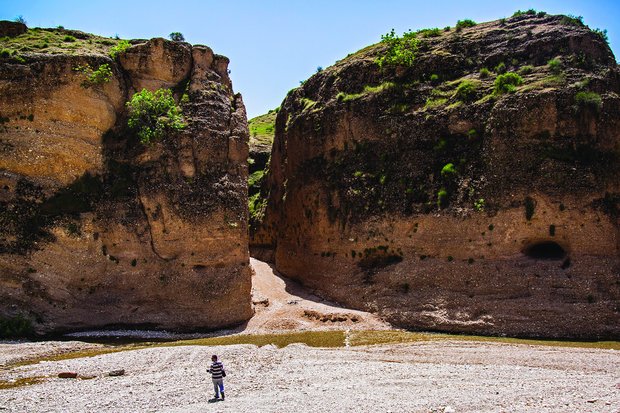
[243,258,391,333]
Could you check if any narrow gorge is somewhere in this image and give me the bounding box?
[1,13,619,340]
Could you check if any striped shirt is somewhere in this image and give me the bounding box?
[208,361,225,379]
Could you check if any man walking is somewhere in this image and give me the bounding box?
[207,354,226,400]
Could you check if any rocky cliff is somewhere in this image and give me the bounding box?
[254,13,620,338]
[0,23,252,333]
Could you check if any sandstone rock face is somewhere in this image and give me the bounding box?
[255,14,620,339]
[0,38,252,333]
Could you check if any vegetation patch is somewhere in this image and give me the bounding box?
[493,72,523,95]
[593,28,609,44]
[0,314,34,339]
[74,63,113,88]
[512,9,546,18]
[126,88,186,144]
[424,96,447,109]
[455,80,480,102]
[575,91,602,111]
[0,376,46,390]
[0,27,126,56]
[376,29,418,68]
[169,32,185,42]
[417,28,441,38]
[249,192,267,228]
[559,15,584,27]
[455,19,477,31]
[248,109,277,145]
[172,331,346,348]
[109,39,131,58]
[474,198,485,211]
[440,163,457,177]
[337,81,396,102]
[437,188,448,208]
[547,58,562,74]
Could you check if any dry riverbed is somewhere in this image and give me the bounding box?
[1,338,619,412]
[1,259,619,412]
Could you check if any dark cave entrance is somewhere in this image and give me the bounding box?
[523,241,566,260]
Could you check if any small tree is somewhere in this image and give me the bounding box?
[14,15,27,25]
[169,32,185,42]
[127,89,186,144]
[376,29,418,68]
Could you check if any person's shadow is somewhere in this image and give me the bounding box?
[208,397,221,403]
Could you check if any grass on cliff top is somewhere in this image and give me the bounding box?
[0,27,123,57]
[248,110,277,148]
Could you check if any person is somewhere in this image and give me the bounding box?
[207,354,226,400]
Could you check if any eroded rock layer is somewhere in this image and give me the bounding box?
[0,34,252,333]
[255,14,620,338]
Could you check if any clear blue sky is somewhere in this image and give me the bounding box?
[1,0,618,118]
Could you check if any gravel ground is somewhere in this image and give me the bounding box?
[1,340,619,413]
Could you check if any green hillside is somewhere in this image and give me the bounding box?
[248,109,277,148]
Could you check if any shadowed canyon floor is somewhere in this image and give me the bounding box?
[0,259,619,412]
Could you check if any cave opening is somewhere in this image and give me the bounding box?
[523,241,566,260]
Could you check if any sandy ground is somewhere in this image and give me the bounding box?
[1,259,619,412]
[242,258,391,333]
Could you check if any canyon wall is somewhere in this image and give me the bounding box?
[0,24,252,333]
[254,14,620,338]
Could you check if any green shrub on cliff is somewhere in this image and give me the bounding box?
[455,19,477,31]
[249,193,267,225]
[437,188,448,208]
[547,58,562,74]
[593,28,609,44]
[455,80,479,102]
[74,63,113,88]
[440,163,457,177]
[560,15,584,27]
[493,72,523,95]
[109,39,131,58]
[376,29,418,68]
[512,9,538,18]
[575,91,602,111]
[169,32,185,42]
[126,88,186,144]
[417,28,441,38]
